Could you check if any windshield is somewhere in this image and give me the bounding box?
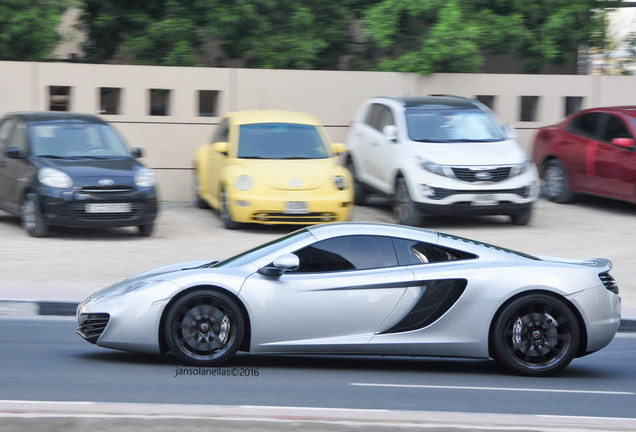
[212,228,313,268]
[405,109,506,143]
[28,122,133,158]
[237,123,329,159]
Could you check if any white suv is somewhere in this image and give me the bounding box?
[346,96,539,225]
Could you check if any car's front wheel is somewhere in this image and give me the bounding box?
[22,193,48,237]
[346,157,367,206]
[165,290,245,367]
[542,159,573,203]
[219,187,240,229]
[492,293,580,376]
[510,205,532,225]
[393,177,421,226]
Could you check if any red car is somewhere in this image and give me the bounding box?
[532,106,636,203]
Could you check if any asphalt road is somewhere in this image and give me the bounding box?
[2,316,635,419]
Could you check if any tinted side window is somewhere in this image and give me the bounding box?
[602,115,633,143]
[294,235,398,272]
[0,119,16,150]
[8,120,28,153]
[365,104,394,132]
[568,113,602,138]
[392,238,477,266]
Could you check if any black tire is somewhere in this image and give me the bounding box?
[219,187,240,229]
[393,177,421,226]
[510,205,532,226]
[492,293,580,376]
[164,290,245,366]
[22,193,48,237]
[346,157,367,206]
[542,159,573,203]
[193,169,209,209]
[138,223,154,237]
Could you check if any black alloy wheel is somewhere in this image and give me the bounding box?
[165,290,245,366]
[492,294,580,376]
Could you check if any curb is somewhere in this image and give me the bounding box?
[1,300,635,332]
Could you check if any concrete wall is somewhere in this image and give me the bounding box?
[2,61,635,201]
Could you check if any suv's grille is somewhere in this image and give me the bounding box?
[451,167,511,183]
[599,272,619,294]
[76,313,110,344]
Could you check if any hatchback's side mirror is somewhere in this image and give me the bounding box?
[5,147,25,159]
[212,141,229,156]
[382,125,398,142]
[331,142,347,155]
[258,254,300,276]
[612,137,635,148]
[132,148,144,158]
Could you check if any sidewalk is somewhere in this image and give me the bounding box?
[1,199,635,327]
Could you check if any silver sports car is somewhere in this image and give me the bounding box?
[76,222,621,376]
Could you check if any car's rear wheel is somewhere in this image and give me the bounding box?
[22,193,48,237]
[346,157,367,205]
[492,293,580,376]
[393,177,421,226]
[219,187,240,229]
[542,159,573,203]
[165,290,245,366]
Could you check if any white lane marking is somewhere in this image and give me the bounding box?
[350,383,635,395]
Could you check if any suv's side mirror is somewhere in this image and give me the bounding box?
[382,125,398,142]
[5,147,26,159]
[212,141,229,155]
[612,137,635,148]
[132,148,144,158]
[258,254,299,276]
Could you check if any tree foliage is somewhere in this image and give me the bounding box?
[0,0,68,61]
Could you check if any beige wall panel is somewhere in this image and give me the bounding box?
[0,62,36,112]
[597,75,636,107]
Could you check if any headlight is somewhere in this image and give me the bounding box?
[102,279,158,298]
[332,175,347,190]
[418,157,450,177]
[510,160,532,177]
[38,168,73,188]
[235,174,253,191]
[135,167,155,187]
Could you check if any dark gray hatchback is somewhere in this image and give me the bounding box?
[0,112,157,237]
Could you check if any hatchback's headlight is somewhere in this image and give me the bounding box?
[235,174,253,191]
[510,160,532,177]
[135,167,155,187]
[332,175,347,190]
[419,157,450,177]
[38,167,73,188]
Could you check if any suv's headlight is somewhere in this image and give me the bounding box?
[235,174,253,191]
[332,175,347,190]
[419,157,450,177]
[135,167,155,187]
[38,167,73,188]
[510,160,532,177]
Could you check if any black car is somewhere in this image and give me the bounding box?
[0,112,157,237]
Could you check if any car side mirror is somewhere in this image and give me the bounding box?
[612,137,635,148]
[212,141,229,155]
[5,147,25,159]
[132,147,144,158]
[382,125,398,142]
[258,253,299,276]
[504,124,517,139]
[331,142,346,155]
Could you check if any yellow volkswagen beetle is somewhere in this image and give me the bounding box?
[194,110,353,228]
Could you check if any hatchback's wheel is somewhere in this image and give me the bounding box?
[393,177,421,226]
[165,290,245,366]
[346,158,367,205]
[219,187,240,229]
[193,169,209,209]
[542,159,572,203]
[138,223,154,237]
[492,294,580,376]
[22,193,48,237]
[510,205,532,226]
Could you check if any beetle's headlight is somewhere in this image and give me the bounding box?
[332,175,347,190]
[38,168,73,188]
[235,174,253,191]
[510,160,532,177]
[419,157,450,177]
[135,167,155,187]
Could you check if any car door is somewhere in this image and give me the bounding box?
[590,113,636,201]
[0,118,32,214]
[240,235,414,354]
[358,103,397,193]
[558,112,603,191]
[207,117,231,208]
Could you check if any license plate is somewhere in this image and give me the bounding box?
[86,203,132,213]
[472,195,498,206]
[284,201,309,214]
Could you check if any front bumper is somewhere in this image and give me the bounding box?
[228,188,353,225]
[37,185,157,228]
